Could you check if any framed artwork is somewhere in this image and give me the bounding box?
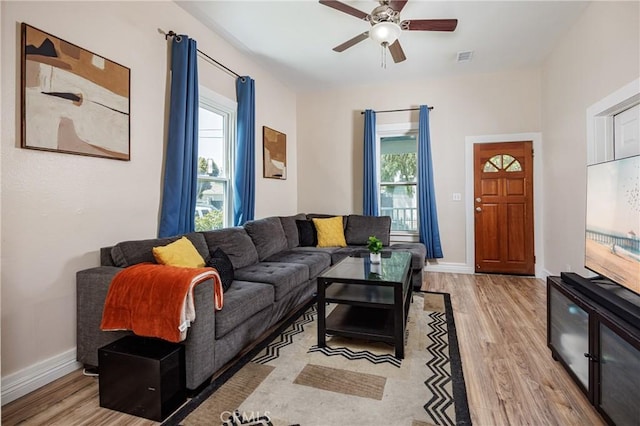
[263,126,286,179]
[21,23,131,160]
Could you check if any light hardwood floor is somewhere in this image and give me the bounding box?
[2,272,605,426]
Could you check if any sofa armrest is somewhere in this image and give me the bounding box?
[182,275,217,389]
[390,243,427,270]
[76,266,129,367]
[76,265,218,389]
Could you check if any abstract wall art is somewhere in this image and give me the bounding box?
[263,126,286,179]
[21,23,131,160]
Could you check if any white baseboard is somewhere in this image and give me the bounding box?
[541,269,554,279]
[1,347,81,405]
[424,262,475,274]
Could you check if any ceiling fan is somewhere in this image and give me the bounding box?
[319,0,458,64]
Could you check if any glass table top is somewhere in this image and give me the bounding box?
[320,251,412,284]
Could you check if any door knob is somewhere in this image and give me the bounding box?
[476,198,481,202]
[475,207,482,212]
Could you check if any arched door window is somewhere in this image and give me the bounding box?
[483,154,522,173]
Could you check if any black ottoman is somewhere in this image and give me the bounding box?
[98,336,185,421]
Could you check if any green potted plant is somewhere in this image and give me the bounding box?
[367,236,383,264]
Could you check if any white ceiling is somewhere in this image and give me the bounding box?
[176,1,590,92]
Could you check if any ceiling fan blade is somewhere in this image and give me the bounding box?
[319,0,369,20]
[333,32,369,52]
[388,40,406,63]
[389,0,408,13]
[400,19,458,32]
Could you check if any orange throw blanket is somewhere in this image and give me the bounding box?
[100,263,223,343]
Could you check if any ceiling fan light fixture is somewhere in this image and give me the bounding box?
[369,21,401,45]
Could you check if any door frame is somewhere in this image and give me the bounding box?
[465,133,544,278]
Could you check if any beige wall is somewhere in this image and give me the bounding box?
[2,0,638,403]
[0,0,297,391]
[541,1,640,276]
[297,69,542,265]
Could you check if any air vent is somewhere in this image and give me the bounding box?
[457,51,473,63]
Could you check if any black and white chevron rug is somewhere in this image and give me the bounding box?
[165,291,471,426]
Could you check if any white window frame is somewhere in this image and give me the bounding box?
[587,78,640,165]
[377,122,419,242]
[199,86,237,229]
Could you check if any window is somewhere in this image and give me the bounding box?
[195,88,236,231]
[379,132,418,233]
[587,78,639,165]
[482,154,522,173]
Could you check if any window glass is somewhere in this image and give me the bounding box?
[195,90,236,231]
[379,134,418,232]
[483,154,522,173]
[490,154,503,169]
[483,162,499,172]
[502,154,516,167]
[506,160,522,172]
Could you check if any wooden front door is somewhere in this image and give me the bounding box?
[474,141,534,275]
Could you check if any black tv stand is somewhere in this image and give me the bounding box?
[547,276,640,425]
[560,272,640,326]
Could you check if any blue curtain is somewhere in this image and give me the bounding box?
[234,76,255,226]
[418,105,443,258]
[158,35,199,238]
[363,109,379,216]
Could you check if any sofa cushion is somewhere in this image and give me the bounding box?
[244,217,288,261]
[265,250,331,278]
[111,233,208,268]
[201,227,259,270]
[234,262,309,301]
[152,236,206,268]
[215,281,274,339]
[313,216,347,248]
[279,214,307,249]
[206,248,234,291]
[345,215,391,246]
[296,219,318,247]
[390,243,427,269]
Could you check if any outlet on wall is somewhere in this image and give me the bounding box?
[452,193,462,201]
[565,264,572,272]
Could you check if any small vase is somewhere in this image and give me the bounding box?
[370,252,381,264]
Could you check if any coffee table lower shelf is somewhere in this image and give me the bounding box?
[325,304,395,343]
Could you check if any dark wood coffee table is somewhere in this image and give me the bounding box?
[317,251,412,358]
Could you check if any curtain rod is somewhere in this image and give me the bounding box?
[163,30,242,80]
[360,107,433,115]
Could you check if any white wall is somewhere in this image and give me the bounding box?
[541,1,640,277]
[297,69,541,266]
[1,0,297,401]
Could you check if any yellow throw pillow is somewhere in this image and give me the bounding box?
[312,216,347,248]
[152,236,205,268]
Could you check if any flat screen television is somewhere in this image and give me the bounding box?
[585,154,640,296]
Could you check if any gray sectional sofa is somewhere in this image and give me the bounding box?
[76,214,426,391]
